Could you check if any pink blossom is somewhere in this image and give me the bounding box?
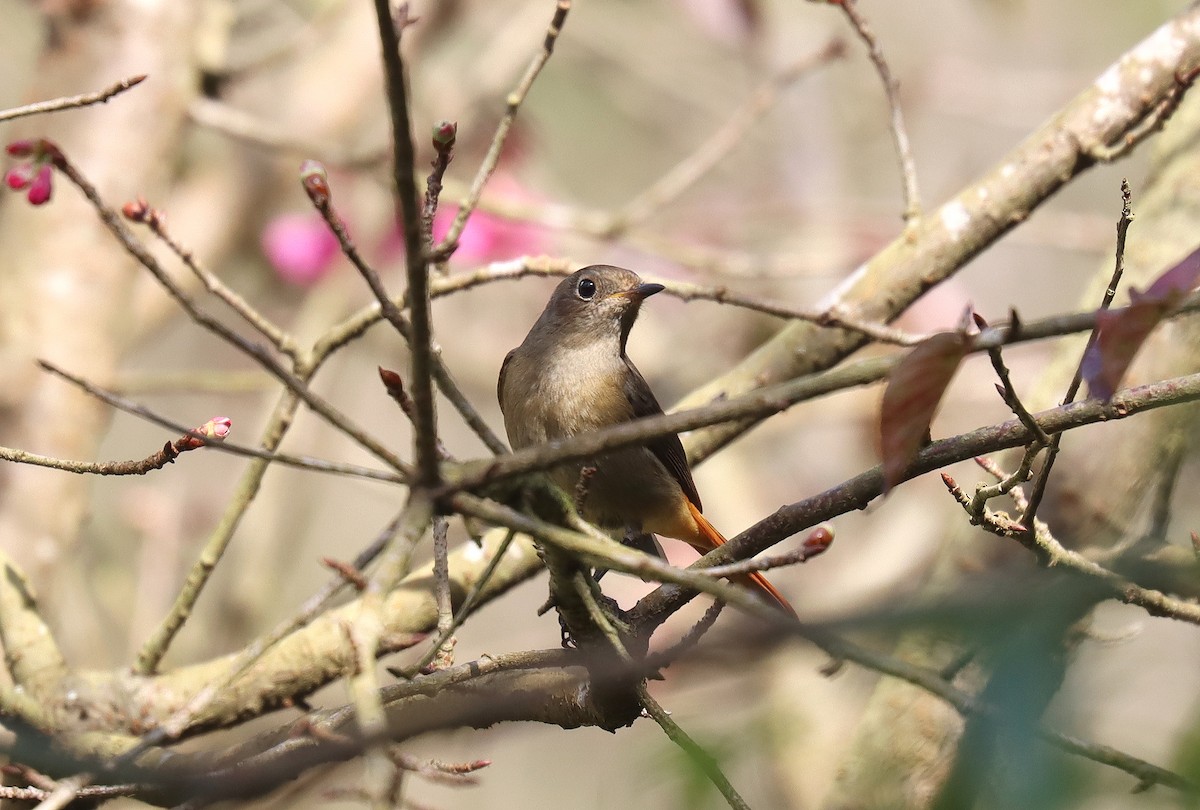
[261,212,341,286]
[5,164,34,190]
[4,139,56,206]
[202,416,232,440]
[26,164,52,205]
[428,186,545,264]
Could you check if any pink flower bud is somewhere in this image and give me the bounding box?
[5,164,34,190]
[202,416,232,440]
[122,197,151,222]
[25,164,52,205]
[432,121,457,150]
[5,139,36,158]
[300,160,330,208]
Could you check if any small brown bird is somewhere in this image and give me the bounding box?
[498,265,795,617]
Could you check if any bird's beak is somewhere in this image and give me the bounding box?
[613,282,665,301]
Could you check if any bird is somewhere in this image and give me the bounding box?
[497,264,796,617]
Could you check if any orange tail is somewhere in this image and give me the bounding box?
[685,500,797,619]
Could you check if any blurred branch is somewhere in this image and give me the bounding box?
[945,466,1200,626]
[630,370,1200,626]
[603,39,846,236]
[637,683,751,810]
[678,4,1200,463]
[0,75,146,123]
[825,0,921,221]
[435,0,571,257]
[186,97,386,168]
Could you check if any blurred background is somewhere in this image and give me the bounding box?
[0,1,1196,807]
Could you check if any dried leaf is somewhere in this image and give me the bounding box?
[880,331,969,493]
[1082,244,1200,400]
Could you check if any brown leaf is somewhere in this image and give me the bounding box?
[880,331,968,492]
[1082,243,1200,400]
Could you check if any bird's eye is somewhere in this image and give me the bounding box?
[576,278,596,300]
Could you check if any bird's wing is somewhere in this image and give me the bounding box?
[622,356,703,511]
[497,348,517,415]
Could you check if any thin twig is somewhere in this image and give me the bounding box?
[637,684,752,810]
[310,255,573,365]
[50,146,410,475]
[1022,180,1133,530]
[35,360,402,483]
[304,168,506,456]
[945,467,1200,626]
[371,3,441,486]
[831,0,921,222]
[663,279,924,346]
[0,75,145,123]
[0,419,228,476]
[1082,66,1200,161]
[568,572,753,810]
[984,339,1050,445]
[347,491,433,807]
[123,198,296,358]
[434,1,571,258]
[606,39,845,235]
[645,600,726,670]
[430,517,455,669]
[395,530,518,678]
[130,512,407,752]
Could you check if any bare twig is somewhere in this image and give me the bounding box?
[123,198,295,358]
[829,0,920,221]
[0,418,228,476]
[0,75,145,123]
[394,530,517,679]
[605,39,845,235]
[1083,66,1200,161]
[944,470,1200,626]
[35,359,402,483]
[430,517,456,670]
[423,121,457,249]
[434,1,571,258]
[131,512,407,752]
[49,146,410,475]
[645,600,726,670]
[1022,180,1133,530]
[637,684,751,810]
[364,4,441,486]
[302,165,506,456]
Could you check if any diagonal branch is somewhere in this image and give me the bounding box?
[372,1,440,486]
[678,5,1200,463]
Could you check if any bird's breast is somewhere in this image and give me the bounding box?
[502,342,631,448]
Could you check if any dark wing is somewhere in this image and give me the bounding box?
[622,356,703,511]
[497,348,517,415]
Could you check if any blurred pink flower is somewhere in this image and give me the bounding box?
[261,212,341,286]
[430,206,544,264]
[378,173,545,265]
